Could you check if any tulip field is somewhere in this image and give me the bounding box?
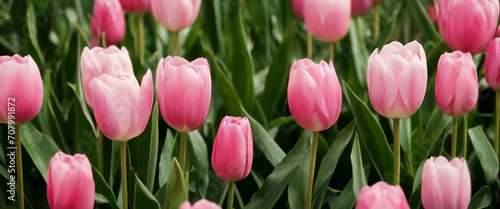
[2,0,500,208]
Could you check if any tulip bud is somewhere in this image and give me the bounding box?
[212,116,253,182]
[291,0,304,20]
[352,0,373,17]
[156,56,211,132]
[421,156,471,209]
[91,0,126,46]
[435,51,478,117]
[485,38,500,90]
[119,0,150,13]
[304,0,351,43]
[151,0,201,32]
[436,0,499,54]
[47,152,95,209]
[287,59,342,132]
[367,41,427,119]
[356,181,410,209]
[179,200,221,209]
[0,55,43,124]
[428,4,437,23]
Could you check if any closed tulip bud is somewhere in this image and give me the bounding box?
[91,70,154,141]
[352,0,373,17]
[435,51,478,117]
[287,59,342,132]
[0,55,43,124]
[47,152,95,209]
[421,156,471,209]
[436,0,499,54]
[367,41,427,119]
[291,0,304,20]
[212,116,253,182]
[304,0,351,43]
[485,38,500,90]
[91,0,126,46]
[151,0,201,32]
[156,56,211,132]
[356,181,410,209]
[179,200,221,209]
[119,0,150,13]
[81,46,134,108]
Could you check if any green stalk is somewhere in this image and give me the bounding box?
[120,141,127,209]
[373,2,380,40]
[307,30,312,59]
[180,132,187,172]
[228,182,235,209]
[137,13,145,65]
[15,124,23,209]
[172,31,181,56]
[393,119,400,185]
[328,43,334,63]
[305,131,319,209]
[495,91,500,159]
[463,115,468,159]
[97,130,104,174]
[452,117,458,158]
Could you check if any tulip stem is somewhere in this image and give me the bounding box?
[328,43,334,63]
[307,30,312,59]
[393,119,400,185]
[15,124,23,209]
[305,131,319,209]
[172,31,181,56]
[373,2,380,40]
[463,115,468,159]
[495,91,500,159]
[180,132,187,173]
[452,117,458,158]
[137,13,145,66]
[228,182,235,209]
[120,141,127,209]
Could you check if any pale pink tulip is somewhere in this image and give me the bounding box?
[212,116,253,182]
[156,56,211,132]
[367,41,427,119]
[47,152,95,209]
[304,0,351,43]
[0,55,43,124]
[435,51,478,117]
[356,181,410,209]
[352,0,373,17]
[179,199,221,209]
[485,38,500,90]
[119,0,150,13]
[291,0,304,20]
[91,0,126,46]
[421,156,471,209]
[287,59,342,132]
[151,0,201,32]
[436,0,499,54]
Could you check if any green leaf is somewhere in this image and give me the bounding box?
[242,107,285,166]
[288,131,312,209]
[26,0,46,67]
[146,102,159,192]
[349,19,370,87]
[159,129,176,187]
[165,158,188,209]
[467,186,491,209]
[333,179,356,209]
[343,81,393,182]
[187,130,209,197]
[92,166,119,209]
[134,174,161,209]
[404,0,440,42]
[350,134,366,197]
[312,122,355,209]
[412,162,424,193]
[469,126,499,183]
[244,130,311,209]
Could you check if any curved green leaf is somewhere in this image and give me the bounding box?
[468,186,491,209]
[134,174,160,209]
[92,166,119,209]
[351,134,367,197]
[469,126,499,183]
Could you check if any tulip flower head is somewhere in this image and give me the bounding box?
[179,199,222,209]
[91,0,126,46]
[435,51,478,117]
[485,38,500,90]
[304,0,351,43]
[0,55,43,124]
[356,181,410,209]
[47,152,95,209]
[352,0,373,17]
[151,0,201,32]
[367,41,427,119]
[291,0,305,20]
[119,0,150,13]
[421,156,471,209]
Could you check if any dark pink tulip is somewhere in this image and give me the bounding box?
[179,200,221,209]
[212,116,253,182]
[119,0,150,13]
[485,38,500,90]
[428,4,437,22]
[435,51,478,117]
[0,55,43,124]
[151,0,201,32]
[356,181,410,209]
[304,0,351,43]
[91,0,126,46]
[47,152,95,209]
[291,0,304,20]
[352,0,373,17]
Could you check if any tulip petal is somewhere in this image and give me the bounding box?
[367,54,398,118]
[288,67,320,130]
[397,56,427,117]
[212,124,248,181]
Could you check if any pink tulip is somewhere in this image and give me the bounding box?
[356,181,410,209]
[304,0,351,43]
[80,46,134,108]
[156,56,211,132]
[212,116,253,182]
[119,0,150,13]
[47,152,95,209]
[436,0,499,54]
[352,0,373,17]
[367,41,427,119]
[288,59,342,131]
[428,4,437,23]
[0,55,43,124]
[151,0,201,32]
[291,0,304,20]
[435,51,478,117]
[179,199,221,209]
[421,156,471,209]
[485,38,500,90]
[91,0,126,46]
[495,25,500,38]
